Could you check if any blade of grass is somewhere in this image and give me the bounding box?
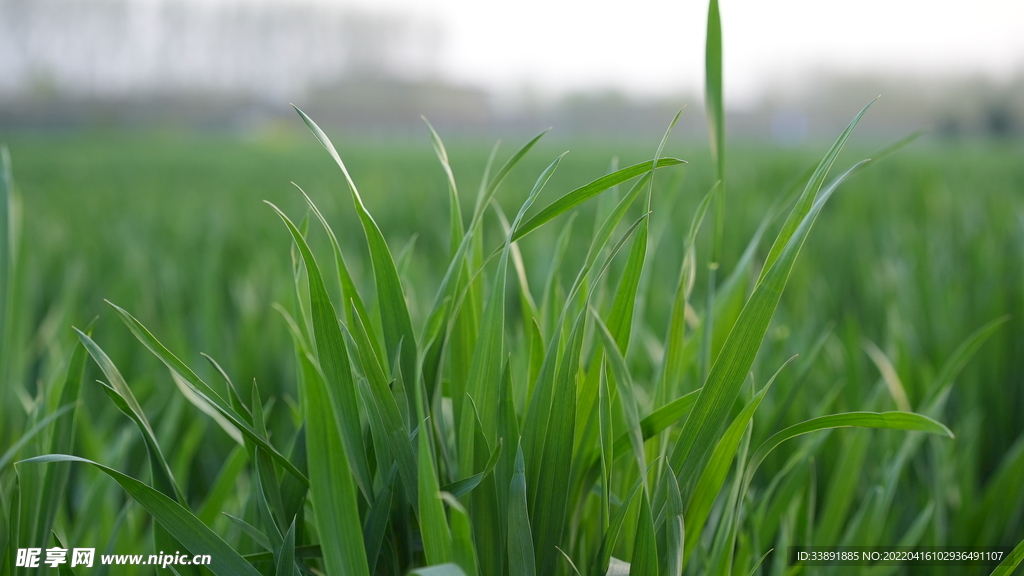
[475,132,548,224]
[745,548,773,576]
[293,184,373,343]
[0,404,75,472]
[427,130,546,339]
[202,353,251,423]
[170,372,244,445]
[863,340,911,412]
[601,175,655,363]
[75,329,183,503]
[274,517,298,576]
[196,445,248,525]
[759,100,874,284]
[421,120,468,398]
[51,532,79,576]
[660,183,715,399]
[253,448,285,547]
[242,545,322,564]
[684,358,794,560]
[346,303,418,505]
[990,535,1024,576]
[266,203,370,495]
[529,298,592,574]
[511,158,684,245]
[570,165,666,481]
[33,322,92,547]
[869,317,1010,541]
[106,301,309,488]
[524,210,648,497]
[467,418,503,576]
[295,350,370,576]
[418,414,453,565]
[930,316,1009,400]
[462,153,562,479]
[629,490,658,576]
[19,455,262,576]
[591,311,645,481]
[706,411,754,576]
[744,411,953,494]
[423,118,465,255]
[705,0,725,205]
[702,0,725,382]
[662,467,685,576]
[578,388,703,502]
[0,146,19,422]
[670,152,871,500]
[495,360,521,555]
[599,365,614,536]
[293,105,419,400]
[441,441,501,498]
[592,473,646,576]
[363,465,395,572]
[814,430,869,545]
[440,493,480,576]
[508,444,536,576]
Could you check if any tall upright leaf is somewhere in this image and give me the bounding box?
[267,202,372,497]
[702,0,725,381]
[508,445,536,576]
[629,491,658,576]
[346,304,418,505]
[682,359,793,560]
[0,146,20,436]
[670,110,872,500]
[294,106,418,398]
[31,326,91,547]
[295,184,372,346]
[296,351,370,576]
[461,152,561,479]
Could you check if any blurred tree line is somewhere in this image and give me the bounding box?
[1,0,1021,141]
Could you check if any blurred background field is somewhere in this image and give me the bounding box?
[2,0,1023,573]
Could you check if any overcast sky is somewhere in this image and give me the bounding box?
[275,0,1024,104]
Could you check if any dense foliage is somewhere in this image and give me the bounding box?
[2,5,1023,574]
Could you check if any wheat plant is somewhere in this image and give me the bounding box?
[2,1,1023,576]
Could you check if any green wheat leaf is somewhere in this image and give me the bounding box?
[18,455,262,576]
